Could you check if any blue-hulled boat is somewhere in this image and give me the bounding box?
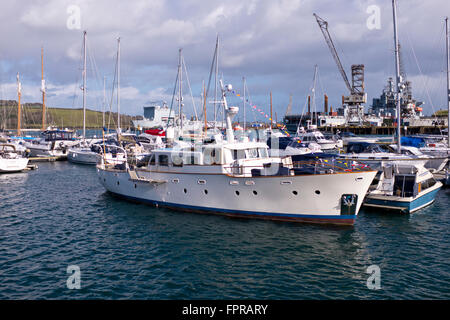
[364,162,442,213]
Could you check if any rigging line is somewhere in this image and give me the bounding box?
[70,35,84,122]
[181,55,198,121]
[87,40,104,109]
[295,71,317,135]
[243,81,257,123]
[107,52,118,132]
[405,20,445,132]
[165,67,179,132]
[204,42,218,118]
[87,41,106,129]
[295,93,310,137]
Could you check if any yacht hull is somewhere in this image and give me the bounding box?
[0,158,29,173]
[68,149,98,165]
[27,146,68,160]
[97,167,377,225]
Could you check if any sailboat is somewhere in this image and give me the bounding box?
[0,73,29,173]
[25,48,77,159]
[68,31,102,165]
[364,0,443,213]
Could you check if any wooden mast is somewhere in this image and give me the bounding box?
[41,47,46,131]
[17,73,21,136]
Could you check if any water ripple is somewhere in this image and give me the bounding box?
[0,162,449,299]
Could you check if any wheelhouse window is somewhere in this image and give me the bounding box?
[258,148,268,158]
[232,149,246,160]
[247,148,258,159]
[420,178,436,191]
[393,175,415,197]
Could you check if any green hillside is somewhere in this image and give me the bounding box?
[0,100,141,130]
[432,109,448,117]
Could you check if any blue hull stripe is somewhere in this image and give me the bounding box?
[108,191,357,223]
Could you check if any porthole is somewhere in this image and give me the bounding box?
[235,191,240,196]
[117,181,120,186]
[293,191,298,195]
[253,190,258,195]
[134,184,137,189]
[204,189,208,195]
[184,188,187,194]
[315,190,320,195]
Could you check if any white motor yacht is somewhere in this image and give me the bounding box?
[96,82,377,225]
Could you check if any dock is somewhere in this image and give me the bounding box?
[28,156,61,162]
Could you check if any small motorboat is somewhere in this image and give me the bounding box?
[364,162,442,213]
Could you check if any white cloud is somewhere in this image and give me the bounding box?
[0,0,448,117]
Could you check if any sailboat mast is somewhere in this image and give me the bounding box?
[17,72,21,136]
[203,80,207,135]
[178,48,183,130]
[117,37,121,132]
[82,31,87,139]
[392,0,402,153]
[214,36,219,127]
[243,77,246,131]
[312,65,318,126]
[445,17,450,147]
[41,47,46,131]
[103,76,106,128]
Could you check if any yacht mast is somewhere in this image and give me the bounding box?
[243,77,246,131]
[41,46,46,131]
[178,48,183,130]
[117,37,121,132]
[392,0,402,153]
[103,76,106,128]
[214,36,219,127]
[203,80,207,135]
[312,65,318,126]
[16,72,21,136]
[82,31,87,139]
[445,17,450,147]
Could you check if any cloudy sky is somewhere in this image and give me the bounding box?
[0,0,449,121]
